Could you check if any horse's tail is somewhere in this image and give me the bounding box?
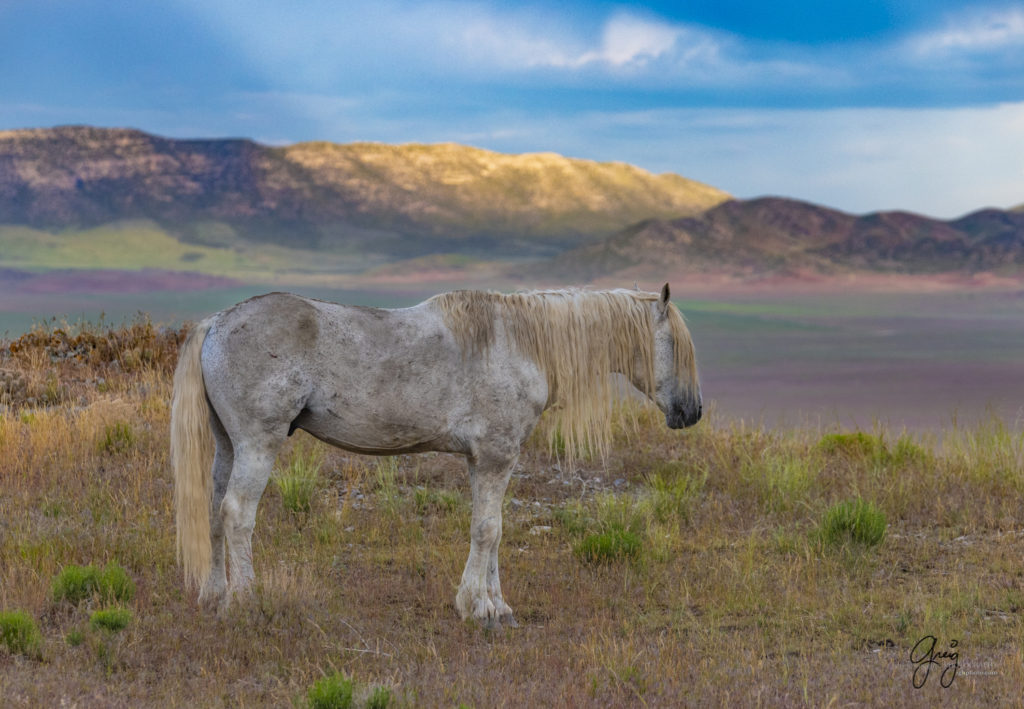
[170,317,216,592]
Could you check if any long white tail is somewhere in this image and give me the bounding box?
[170,317,216,592]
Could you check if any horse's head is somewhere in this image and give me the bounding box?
[650,283,702,429]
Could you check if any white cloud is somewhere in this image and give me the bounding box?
[576,14,689,68]
[454,14,583,69]
[910,7,1024,54]
[468,11,731,75]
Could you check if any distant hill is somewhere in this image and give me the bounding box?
[0,126,729,259]
[550,197,1024,280]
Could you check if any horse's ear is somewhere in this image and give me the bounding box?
[658,283,671,317]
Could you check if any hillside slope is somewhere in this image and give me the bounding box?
[0,126,729,257]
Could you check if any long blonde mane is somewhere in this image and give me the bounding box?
[431,288,697,462]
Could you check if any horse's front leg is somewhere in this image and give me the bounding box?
[486,526,517,627]
[456,453,516,629]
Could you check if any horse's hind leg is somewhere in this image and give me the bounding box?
[221,435,284,606]
[199,411,232,610]
[456,453,516,628]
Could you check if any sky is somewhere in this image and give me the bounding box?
[2,1,1024,218]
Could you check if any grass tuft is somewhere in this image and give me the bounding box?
[413,486,464,515]
[818,498,887,548]
[575,526,643,564]
[89,607,133,633]
[817,431,885,459]
[373,456,402,516]
[307,671,354,709]
[273,438,324,516]
[97,421,136,455]
[366,686,394,709]
[0,610,43,658]
[52,562,135,605]
[642,461,705,523]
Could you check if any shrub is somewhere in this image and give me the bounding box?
[0,610,42,657]
[307,671,354,709]
[819,499,887,548]
[6,316,185,373]
[90,607,133,633]
[52,562,135,605]
[576,526,642,564]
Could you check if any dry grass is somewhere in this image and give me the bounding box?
[1,321,1022,706]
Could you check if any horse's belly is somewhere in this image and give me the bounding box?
[293,406,452,455]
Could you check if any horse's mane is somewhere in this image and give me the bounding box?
[430,288,697,461]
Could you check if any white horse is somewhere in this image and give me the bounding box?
[171,285,701,627]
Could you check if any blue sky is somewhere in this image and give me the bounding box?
[2,1,1023,218]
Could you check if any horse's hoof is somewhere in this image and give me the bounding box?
[500,612,519,628]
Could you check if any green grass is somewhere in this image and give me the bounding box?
[307,672,354,709]
[818,499,887,548]
[0,221,393,287]
[413,486,464,515]
[818,431,887,460]
[273,438,324,516]
[0,222,250,273]
[0,610,42,658]
[575,526,643,564]
[365,686,394,709]
[97,421,136,455]
[52,562,136,605]
[89,607,133,633]
[373,456,402,517]
[642,462,706,523]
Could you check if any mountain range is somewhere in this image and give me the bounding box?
[1,126,1022,281]
[551,197,1024,280]
[0,126,726,260]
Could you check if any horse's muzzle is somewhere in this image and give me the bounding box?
[666,400,702,429]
